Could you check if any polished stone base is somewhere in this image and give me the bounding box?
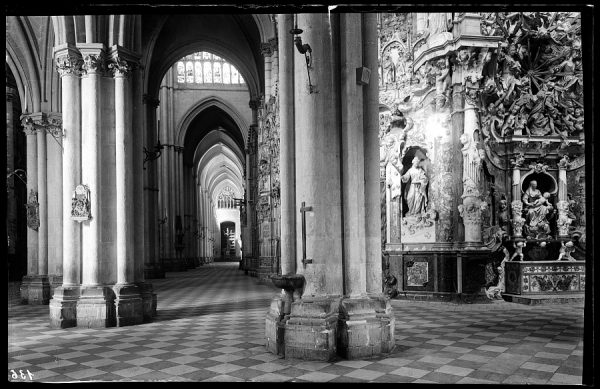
[395,290,494,304]
[337,296,396,359]
[76,286,116,328]
[284,296,341,361]
[20,275,51,305]
[265,291,292,356]
[138,282,158,322]
[502,293,585,305]
[49,286,80,328]
[113,284,143,327]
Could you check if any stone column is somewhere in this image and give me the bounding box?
[262,44,272,100]
[340,14,367,297]
[459,96,485,247]
[50,51,82,328]
[285,13,344,361]
[270,37,279,99]
[76,49,115,327]
[6,86,18,275]
[362,12,383,297]
[20,116,42,304]
[556,156,573,237]
[278,14,296,276]
[46,115,63,292]
[133,66,156,322]
[111,54,143,326]
[36,117,49,286]
[143,95,164,279]
[510,156,525,239]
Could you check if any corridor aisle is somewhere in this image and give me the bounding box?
[8,263,583,383]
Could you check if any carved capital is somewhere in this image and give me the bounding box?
[268,37,278,52]
[260,42,272,57]
[249,99,260,111]
[109,57,134,78]
[558,155,570,170]
[21,113,63,137]
[510,153,525,168]
[82,53,105,75]
[55,54,83,77]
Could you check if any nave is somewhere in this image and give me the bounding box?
[8,263,583,384]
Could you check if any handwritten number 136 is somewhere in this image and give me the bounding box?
[10,370,34,380]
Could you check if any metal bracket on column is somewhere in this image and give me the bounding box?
[300,201,313,268]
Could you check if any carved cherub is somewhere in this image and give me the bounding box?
[557,241,576,261]
[510,241,526,261]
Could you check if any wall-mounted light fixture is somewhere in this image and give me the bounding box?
[290,14,315,94]
[143,137,164,170]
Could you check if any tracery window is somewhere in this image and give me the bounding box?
[175,52,246,85]
[217,186,237,209]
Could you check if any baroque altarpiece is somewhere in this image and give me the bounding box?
[378,12,586,302]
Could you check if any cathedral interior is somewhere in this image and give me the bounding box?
[5,8,596,384]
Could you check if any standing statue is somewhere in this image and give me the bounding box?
[401,157,429,216]
[522,180,553,238]
[486,246,510,299]
[428,13,451,35]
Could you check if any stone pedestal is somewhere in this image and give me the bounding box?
[284,297,341,361]
[20,275,51,305]
[49,286,80,328]
[137,282,157,322]
[265,291,289,356]
[338,297,395,359]
[76,286,116,328]
[113,284,143,327]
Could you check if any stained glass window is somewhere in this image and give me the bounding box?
[203,62,212,83]
[186,61,194,83]
[177,61,185,83]
[213,62,222,83]
[175,52,245,85]
[223,63,230,84]
[195,62,202,83]
[231,66,239,84]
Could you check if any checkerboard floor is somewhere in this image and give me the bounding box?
[8,262,584,383]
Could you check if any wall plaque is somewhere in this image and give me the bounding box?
[71,184,92,222]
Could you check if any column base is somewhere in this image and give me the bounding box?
[284,296,341,361]
[76,286,116,328]
[137,282,157,322]
[113,284,143,327]
[48,275,63,297]
[49,286,80,328]
[338,296,396,359]
[20,275,51,305]
[265,291,292,356]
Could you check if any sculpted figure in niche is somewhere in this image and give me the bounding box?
[522,180,554,237]
[401,157,429,216]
